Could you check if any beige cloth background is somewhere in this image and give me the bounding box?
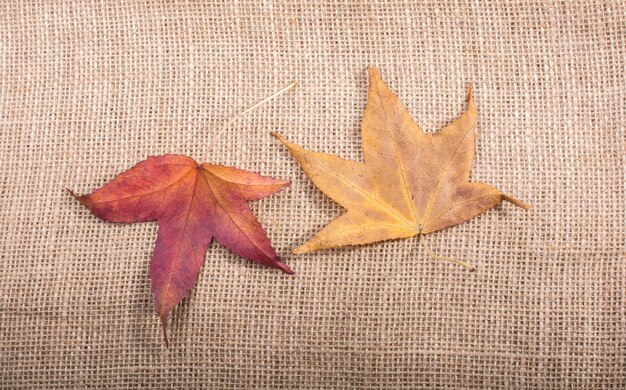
[1,1,624,388]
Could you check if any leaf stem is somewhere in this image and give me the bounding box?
[420,234,476,272]
[204,81,297,158]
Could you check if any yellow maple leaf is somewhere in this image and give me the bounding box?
[273,68,529,270]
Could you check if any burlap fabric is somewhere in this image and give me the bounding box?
[1,1,624,388]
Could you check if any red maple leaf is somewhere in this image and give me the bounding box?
[69,155,292,345]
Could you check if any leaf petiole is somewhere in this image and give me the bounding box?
[205,81,297,157]
[419,234,476,272]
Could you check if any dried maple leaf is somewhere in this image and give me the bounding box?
[273,67,529,270]
[69,155,292,345]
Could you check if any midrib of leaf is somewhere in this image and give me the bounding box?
[159,169,200,311]
[420,127,473,231]
[200,169,277,260]
[320,221,417,239]
[204,167,286,187]
[372,76,421,229]
[88,165,196,206]
[304,151,416,232]
[423,192,497,232]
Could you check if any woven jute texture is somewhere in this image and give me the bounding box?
[1,1,624,388]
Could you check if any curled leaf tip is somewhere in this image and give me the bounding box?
[292,246,307,255]
[466,83,476,112]
[271,132,292,147]
[160,315,169,348]
[367,67,381,77]
[65,188,79,198]
[502,194,531,210]
[276,261,295,275]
